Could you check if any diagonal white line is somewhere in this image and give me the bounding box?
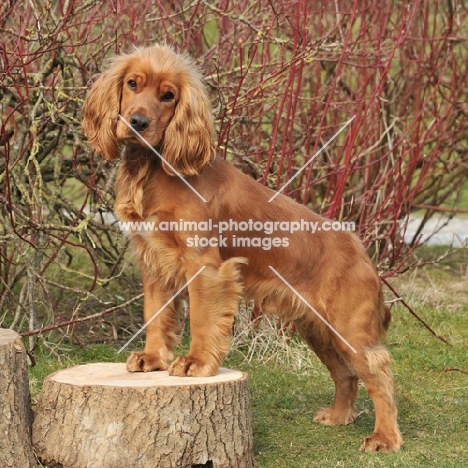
[268,266,357,354]
[118,114,207,203]
[117,265,206,354]
[268,115,356,202]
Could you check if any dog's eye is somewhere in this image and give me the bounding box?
[128,80,137,90]
[161,91,175,102]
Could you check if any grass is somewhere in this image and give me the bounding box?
[28,250,468,467]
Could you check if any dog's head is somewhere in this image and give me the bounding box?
[81,44,215,176]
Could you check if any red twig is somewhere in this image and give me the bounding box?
[381,277,452,347]
[21,294,144,338]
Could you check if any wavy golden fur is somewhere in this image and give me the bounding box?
[82,44,403,452]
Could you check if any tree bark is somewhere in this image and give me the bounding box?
[33,363,254,468]
[0,329,36,468]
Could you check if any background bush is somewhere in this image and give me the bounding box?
[1,0,467,347]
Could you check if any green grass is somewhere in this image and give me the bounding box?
[29,261,468,467]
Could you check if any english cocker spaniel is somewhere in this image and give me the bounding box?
[82,44,403,452]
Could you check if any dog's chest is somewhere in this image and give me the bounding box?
[115,198,185,282]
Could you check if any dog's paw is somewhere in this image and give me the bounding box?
[126,351,169,372]
[168,355,218,377]
[313,407,358,426]
[360,431,403,452]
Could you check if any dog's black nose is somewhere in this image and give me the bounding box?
[129,114,150,132]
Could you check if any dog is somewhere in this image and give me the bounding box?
[81,44,403,452]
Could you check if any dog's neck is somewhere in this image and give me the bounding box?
[114,146,163,222]
[122,144,162,163]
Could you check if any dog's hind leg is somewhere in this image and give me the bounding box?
[296,321,359,425]
[296,300,403,452]
[344,345,403,452]
[312,344,359,426]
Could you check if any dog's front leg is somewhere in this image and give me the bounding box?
[126,269,180,372]
[168,258,246,377]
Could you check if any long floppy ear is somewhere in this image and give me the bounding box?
[81,64,124,160]
[161,74,215,176]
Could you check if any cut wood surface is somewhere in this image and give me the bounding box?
[33,363,254,468]
[0,329,36,468]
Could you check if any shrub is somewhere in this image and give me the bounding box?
[1,0,466,342]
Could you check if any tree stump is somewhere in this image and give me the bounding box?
[0,329,36,468]
[33,363,254,468]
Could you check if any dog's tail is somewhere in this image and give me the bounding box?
[382,304,392,332]
[377,284,392,336]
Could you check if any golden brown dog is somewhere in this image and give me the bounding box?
[82,44,403,452]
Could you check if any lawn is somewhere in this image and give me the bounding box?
[29,249,468,467]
